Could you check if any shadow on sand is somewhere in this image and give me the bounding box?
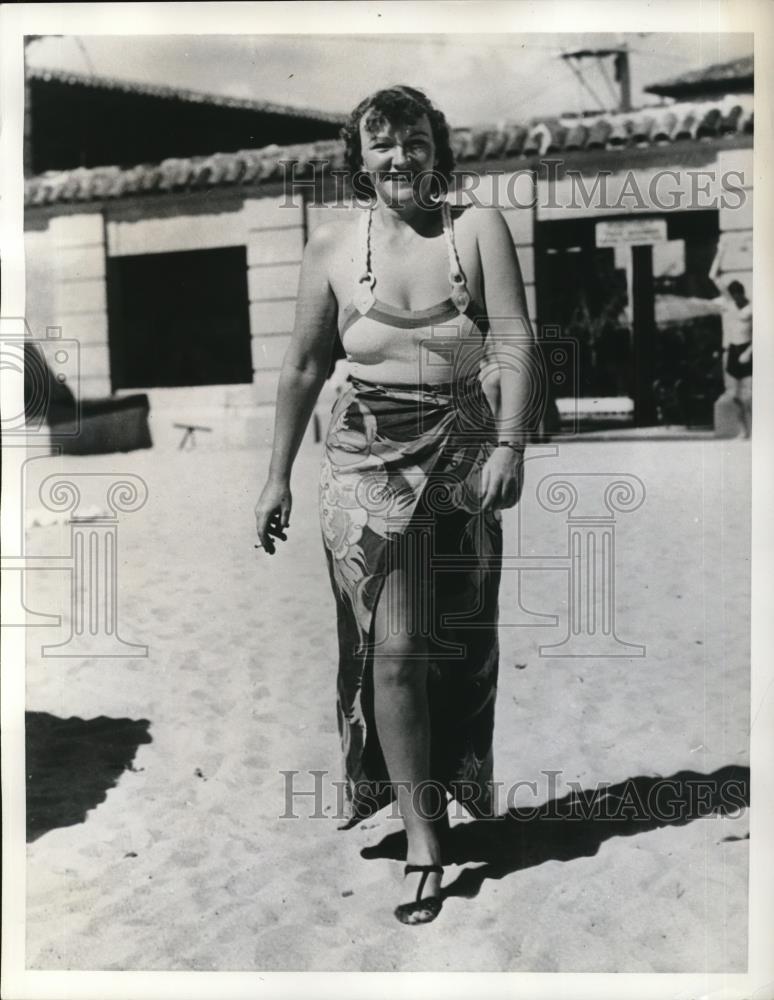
[361,765,749,900]
[25,712,152,843]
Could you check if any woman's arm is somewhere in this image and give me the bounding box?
[708,239,735,304]
[709,241,723,284]
[476,207,537,444]
[475,207,537,510]
[255,222,339,553]
[266,223,340,483]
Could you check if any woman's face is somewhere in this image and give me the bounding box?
[358,111,437,208]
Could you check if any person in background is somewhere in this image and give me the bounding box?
[709,245,752,438]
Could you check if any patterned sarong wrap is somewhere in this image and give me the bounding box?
[319,370,503,829]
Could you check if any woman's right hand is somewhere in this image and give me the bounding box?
[254,477,292,555]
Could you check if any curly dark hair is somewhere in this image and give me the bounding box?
[340,85,455,200]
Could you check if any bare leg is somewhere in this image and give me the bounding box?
[371,567,444,903]
[737,377,752,437]
[721,370,751,438]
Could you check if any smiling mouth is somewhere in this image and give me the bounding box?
[380,172,414,182]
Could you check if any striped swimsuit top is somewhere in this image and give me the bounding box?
[338,201,489,383]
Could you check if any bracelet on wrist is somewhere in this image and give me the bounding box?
[496,440,525,452]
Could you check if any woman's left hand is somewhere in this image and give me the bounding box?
[480,447,525,511]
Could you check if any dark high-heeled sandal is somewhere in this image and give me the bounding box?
[394,864,443,925]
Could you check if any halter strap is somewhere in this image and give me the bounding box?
[440,201,471,312]
[359,205,374,283]
[352,201,471,315]
[351,207,376,314]
[440,201,464,282]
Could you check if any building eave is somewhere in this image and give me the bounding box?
[27,65,348,125]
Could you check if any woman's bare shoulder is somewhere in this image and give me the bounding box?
[449,201,510,240]
[301,214,363,294]
[305,212,360,258]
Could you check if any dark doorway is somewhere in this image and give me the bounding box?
[536,211,723,426]
[107,245,252,391]
[538,239,629,399]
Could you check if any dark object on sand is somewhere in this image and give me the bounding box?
[50,393,153,455]
[173,422,212,450]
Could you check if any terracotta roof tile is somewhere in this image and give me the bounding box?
[673,110,700,141]
[482,129,509,159]
[503,124,528,157]
[586,119,613,149]
[720,105,744,134]
[630,115,655,144]
[523,124,547,157]
[607,119,632,146]
[697,108,722,138]
[652,111,677,144]
[565,123,588,151]
[544,123,567,154]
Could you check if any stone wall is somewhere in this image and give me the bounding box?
[26,212,111,399]
[21,144,753,448]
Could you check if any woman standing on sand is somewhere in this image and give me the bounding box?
[255,86,538,924]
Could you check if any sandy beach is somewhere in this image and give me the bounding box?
[22,434,750,972]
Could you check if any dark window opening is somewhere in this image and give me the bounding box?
[107,245,252,391]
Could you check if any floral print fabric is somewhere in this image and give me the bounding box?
[319,373,504,828]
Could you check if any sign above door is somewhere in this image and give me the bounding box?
[596,218,668,247]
